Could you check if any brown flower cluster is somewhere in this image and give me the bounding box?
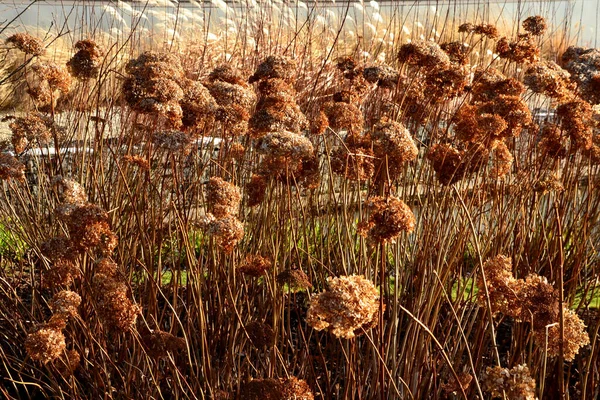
[152,129,193,154]
[363,65,401,89]
[523,15,548,36]
[427,142,490,185]
[371,118,418,182]
[496,34,540,64]
[561,46,600,104]
[206,64,255,135]
[306,275,379,339]
[61,203,118,254]
[6,33,45,55]
[54,349,80,377]
[142,330,186,359]
[523,60,573,100]
[245,321,275,348]
[246,174,268,207]
[66,39,103,80]
[242,377,314,400]
[28,62,72,109]
[358,195,415,243]
[92,258,141,332]
[52,175,87,205]
[4,113,63,154]
[556,100,593,150]
[249,56,307,137]
[478,255,589,360]
[238,254,271,277]
[330,131,375,182]
[180,80,218,132]
[41,236,80,286]
[0,153,25,182]
[397,40,450,68]
[440,41,471,65]
[277,268,312,292]
[25,290,81,365]
[482,364,536,400]
[458,22,499,39]
[202,178,244,253]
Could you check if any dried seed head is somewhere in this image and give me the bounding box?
[331,133,375,182]
[518,274,559,330]
[523,16,547,36]
[153,130,193,154]
[427,143,465,185]
[49,290,81,319]
[536,307,589,361]
[209,64,247,86]
[495,35,540,64]
[474,23,499,39]
[6,33,45,55]
[54,349,80,377]
[0,153,25,182]
[143,330,186,359]
[557,100,594,150]
[397,40,451,68]
[6,113,61,154]
[245,321,275,348]
[490,141,513,178]
[180,80,218,129]
[477,255,522,317]
[483,364,536,400]
[539,123,568,159]
[358,196,415,243]
[206,177,241,217]
[32,62,72,94]
[322,101,364,135]
[440,41,471,65]
[67,39,103,80]
[61,204,117,253]
[256,131,314,161]
[523,60,573,99]
[277,268,312,292]
[202,214,244,253]
[25,327,66,364]
[249,95,308,136]
[246,174,268,207]
[458,23,475,33]
[93,273,141,332]
[52,176,87,205]
[425,63,470,100]
[307,275,379,339]
[238,255,272,277]
[122,154,150,170]
[249,55,297,83]
[363,65,400,89]
[96,257,118,276]
[371,119,418,181]
[561,46,600,104]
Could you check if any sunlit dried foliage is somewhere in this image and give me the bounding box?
[0,153,25,181]
[276,268,312,292]
[496,34,540,64]
[256,130,314,161]
[322,101,364,135]
[524,60,573,100]
[201,214,244,253]
[397,40,450,67]
[330,133,375,181]
[249,55,297,83]
[473,23,499,39]
[562,46,600,104]
[371,118,418,181]
[93,270,141,333]
[25,327,66,364]
[482,364,536,400]
[4,113,63,154]
[52,176,87,205]
[535,308,590,361]
[242,377,313,400]
[6,33,44,55]
[307,275,379,339]
[67,39,103,80]
[142,330,186,359]
[358,196,416,243]
[49,290,81,319]
[206,177,241,217]
[238,255,271,277]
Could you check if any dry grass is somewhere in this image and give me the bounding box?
[0,1,599,399]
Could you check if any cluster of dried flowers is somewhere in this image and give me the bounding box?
[242,377,314,400]
[238,254,272,277]
[25,290,81,374]
[306,275,379,339]
[0,153,26,182]
[482,364,536,400]
[66,40,104,80]
[358,195,416,244]
[561,46,600,105]
[478,255,590,360]
[3,113,65,154]
[142,329,186,359]
[27,62,72,110]
[6,33,45,56]
[201,177,244,252]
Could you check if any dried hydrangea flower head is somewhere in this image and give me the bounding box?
[61,204,117,253]
[307,275,379,339]
[201,214,244,253]
[246,174,268,207]
[52,176,87,205]
[256,130,314,161]
[6,33,45,55]
[539,123,569,159]
[441,41,471,65]
[535,307,590,361]
[54,349,80,377]
[238,255,272,277]
[49,290,81,319]
[322,101,364,135]
[358,195,416,243]
[482,364,536,400]
[561,46,600,104]
[249,82,308,136]
[142,330,186,359]
[180,80,218,130]
[40,236,80,287]
[93,271,141,332]
[152,130,193,154]
[478,95,533,138]
[458,23,475,33]
[471,68,526,103]
[424,63,470,100]
[363,65,401,89]
[330,133,375,182]
[29,62,72,108]
[556,100,593,150]
[249,55,297,83]
[518,274,559,330]
[276,268,312,292]
[490,141,513,178]
[523,16,547,36]
[427,144,466,185]
[5,113,61,154]
[454,105,508,144]
[242,377,313,400]
[206,177,241,217]
[245,321,275,348]
[372,119,417,169]
[495,34,540,64]
[523,60,573,100]
[0,153,25,182]
[477,255,522,317]
[397,40,451,68]
[25,327,66,364]
[474,23,500,39]
[67,39,103,80]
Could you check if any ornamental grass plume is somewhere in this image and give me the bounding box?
[358,195,416,244]
[242,377,314,400]
[397,40,451,68]
[67,39,103,80]
[0,153,25,182]
[482,364,536,400]
[238,255,271,277]
[371,118,418,181]
[206,177,242,217]
[306,275,379,339]
[6,33,45,56]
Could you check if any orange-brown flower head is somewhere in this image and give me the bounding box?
[6,33,45,55]
[246,174,268,207]
[358,196,416,243]
[249,94,308,136]
[519,275,559,330]
[206,177,241,217]
[276,268,312,292]
[495,35,540,64]
[5,113,60,154]
[424,63,469,100]
[62,204,116,252]
[478,95,532,138]
[249,55,297,83]
[440,41,471,65]
[55,349,80,377]
[25,327,66,364]
[242,377,313,400]
[371,119,418,181]
[363,65,401,89]
[40,236,80,286]
[483,364,536,400]
[202,214,244,253]
[180,80,218,129]
[458,23,475,33]
[67,39,103,80]
[535,307,589,361]
[93,273,141,332]
[245,321,275,348]
[453,105,508,143]
[556,100,594,150]
[143,330,186,359]
[209,64,247,86]
[0,153,25,182]
[152,130,193,154]
[330,133,375,181]
[523,16,547,36]
[477,255,521,317]
[49,290,81,319]
[307,275,379,339]
[52,176,87,205]
[561,46,600,104]
[96,257,118,276]
[490,141,513,178]
[256,131,314,161]
[238,255,272,277]
[471,68,526,102]
[32,62,72,95]
[474,23,499,39]
[427,143,466,185]
[397,40,451,68]
[523,60,573,99]
[323,101,364,135]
